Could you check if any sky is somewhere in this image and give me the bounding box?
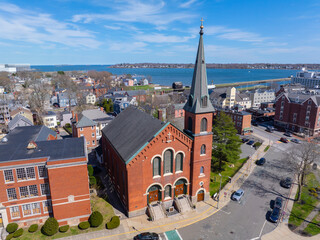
[0,0,320,65]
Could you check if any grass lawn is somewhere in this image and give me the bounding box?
[303,212,320,236]
[16,195,115,240]
[209,157,249,196]
[63,126,72,134]
[289,172,320,228]
[126,85,154,90]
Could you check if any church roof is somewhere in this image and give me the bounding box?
[183,22,215,114]
[102,106,166,164]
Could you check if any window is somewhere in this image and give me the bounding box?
[4,169,14,183]
[87,141,90,145]
[200,166,204,175]
[201,144,206,155]
[163,150,173,174]
[153,157,161,177]
[38,166,47,178]
[201,96,208,107]
[32,202,41,214]
[188,117,192,131]
[43,200,52,213]
[200,118,207,132]
[91,126,95,130]
[19,186,29,198]
[92,140,95,145]
[10,206,20,218]
[41,183,50,195]
[164,185,172,199]
[92,133,95,137]
[20,185,38,198]
[16,168,27,181]
[26,167,35,179]
[80,127,83,131]
[308,100,312,104]
[22,204,32,216]
[175,153,183,172]
[7,188,17,200]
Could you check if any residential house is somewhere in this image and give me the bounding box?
[8,115,33,132]
[216,109,252,135]
[42,111,58,128]
[0,102,10,124]
[0,126,91,228]
[85,93,96,105]
[10,107,33,124]
[235,93,252,109]
[249,89,275,108]
[59,110,72,127]
[113,97,137,114]
[210,87,236,109]
[125,90,147,103]
[139,78,148,86]
[57,92,76,108]
[71,112,97,148]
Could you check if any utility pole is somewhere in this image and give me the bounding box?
[218,173,222,209]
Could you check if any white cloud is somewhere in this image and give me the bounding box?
[180,0,197,8]
[104,25,121,30]
[135,33,196,43]
[0,3,101,48]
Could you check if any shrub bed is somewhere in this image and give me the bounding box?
[264,145,270,152]
[59,225,70,233]
[89,211,103,227]
[78,221,90,230]
[89,176,97,186]
[41,217,59,236]
[88,165,94,176]
[5,234,14,240]
[106,216,120,229]
[28,224,38,233]
[13,228,23,238]
[6,223,18,234]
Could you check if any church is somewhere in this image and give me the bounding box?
[101,22,215,217]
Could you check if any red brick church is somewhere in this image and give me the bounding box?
[101,22,215,217]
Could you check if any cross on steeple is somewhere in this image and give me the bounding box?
[200,18,204,28]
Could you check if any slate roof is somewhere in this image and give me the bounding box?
[81,109,114,123]
[283,92,320,105]
[8,114,33,130]
[0,126,82,163]
[10,106,32,117]
[76,114,96,128]
[102,106,166,164]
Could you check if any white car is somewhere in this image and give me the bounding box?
[232,189,244,201]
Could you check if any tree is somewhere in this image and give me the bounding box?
[284,143,319,202]
[87,71,112,87]
[0,72,12,92]
[212,112,242,171]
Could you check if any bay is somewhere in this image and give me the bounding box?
[32,65,298,86]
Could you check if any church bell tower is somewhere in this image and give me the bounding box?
[183,19,215,203]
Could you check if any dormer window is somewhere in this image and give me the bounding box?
[201,96,208,107]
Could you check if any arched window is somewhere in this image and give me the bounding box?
[175,153,183,172]
[153,157,161,177]
[201,96,208,107]
[163,150,173,174]
[200,166,204,174]
[200,118,207,132]
[164,185,172,198]
[188,117,193,131]
[200,144,206,155]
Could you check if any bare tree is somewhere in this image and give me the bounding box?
[87,70,112,87]
[284,143,319,201]
[0,72,13,92]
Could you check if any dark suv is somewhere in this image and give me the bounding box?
[280,177,292,188]
[134,232,159,240]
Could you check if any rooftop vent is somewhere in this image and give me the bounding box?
[27,141,37,150]
[1,137,8,143]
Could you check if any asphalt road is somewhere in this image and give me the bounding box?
[179,132,298,240]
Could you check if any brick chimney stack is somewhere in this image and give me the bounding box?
[75,113,78,122]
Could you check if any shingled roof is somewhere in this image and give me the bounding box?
[102,106,166,164]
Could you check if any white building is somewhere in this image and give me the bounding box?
[85,93,96,105]
[291,68,320,88]
[235,93,252,109]
[249,89,275,108]
[42,111,58,128]
[0,64,31,73]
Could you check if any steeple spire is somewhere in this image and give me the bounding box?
[183,19,215,114]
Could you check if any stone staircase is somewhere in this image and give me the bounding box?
[148,202,166,221]
[175,195,192,213]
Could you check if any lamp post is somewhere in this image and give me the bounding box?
[218,173,222,209]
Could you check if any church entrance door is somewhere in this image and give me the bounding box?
[175,184,184,196]
[148,190,159,203]
[197,190,204,202]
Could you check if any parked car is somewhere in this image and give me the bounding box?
[291,138,301,144]
[274,197,283,209]
[56,130,60,134]
[280,177,292,189]
[134,232,159,240]
[256,158,266,166]
[284,132,292,137]
[231,189,244,202]
[247,140,255,145]
[269,207,281,223]
[280,137,289,143]
[252,121,258,126]
[242,138,249,143]
[266,126,274,133]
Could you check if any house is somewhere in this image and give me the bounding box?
[0,126,91,228]
[216,109,252,135]
[42,111,58,128]
[139,78,148,86]
[113,97,137,114]
[274,92,320,137]
[71,112,97,148]
[59,110,72,127]
[85,92,96,105]
[235,93,252,109]
[101,24,214,218]
[249,89,275,108]
[57,92,76,108]
[0,102,11,124]
[94,84,109,98]
[123,79,134,86]
[81,108,114,140]
[125,90,147,103]
[210,87,236,109]
[8,114,33,132]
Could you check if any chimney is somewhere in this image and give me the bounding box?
[100,107,104,112]
[72,111,74,119]
[75,113,78,122]
[158,109,162,120]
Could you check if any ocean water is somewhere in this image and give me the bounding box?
[32,65,298,86]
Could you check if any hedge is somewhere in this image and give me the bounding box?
[5,234,14,240]
[78,221,90,230]
[59,225,70,233]
[89,211,103,227]
[13,228,23,238]
[89,176,97,186]
[6,223,18,234]
[106,216,120,229]
[88,165,94,176]
[41,217,59,236]
[28,224,38,233]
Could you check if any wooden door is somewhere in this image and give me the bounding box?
[148,190,159,203]
[175,184,184,196]
[197,191,204,202]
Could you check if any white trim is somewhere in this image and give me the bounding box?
[163,172,173,177]
[163,184,173,199]
[52,198,90,207]
[145,183,164,195]
[3,169,15,184]
[173,177,189,186]
[195,187,206,196]
[150,154,162,164]
[51,193,90,203]
[6,188,18,201]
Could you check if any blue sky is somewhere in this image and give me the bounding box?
[0,0,320,65]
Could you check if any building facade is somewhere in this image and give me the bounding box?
[249,89,275,108]
[216,110,252,135]
[291,68,320,88]
[72,112,97,148]
[0,126,90,229]
[101,24,214,218]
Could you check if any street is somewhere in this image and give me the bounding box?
[179,128,298,240]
